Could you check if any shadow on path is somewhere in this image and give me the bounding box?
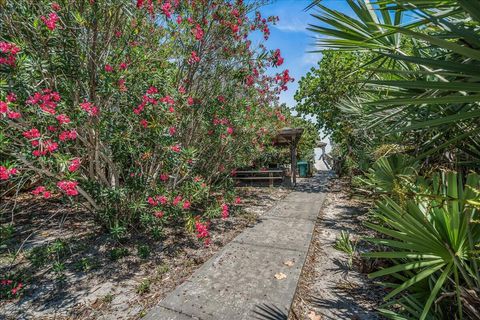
[253,303,288,320]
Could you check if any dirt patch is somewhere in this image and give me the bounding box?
[0,186,291,320]
[290,178,385,320]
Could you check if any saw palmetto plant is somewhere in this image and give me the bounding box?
[306,1,480,318]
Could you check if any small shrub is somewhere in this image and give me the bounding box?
[136,279,151,295]
[109,248,129,261]
[137,245,151,260]
[333,230,357,269]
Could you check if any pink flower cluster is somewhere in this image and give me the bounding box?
[1,279,23,296]
[275,69,293,91]
[0,94,21,119]
[26,89,61,114]
[41,12,59,31]
[147,194,191,212]
[80,101,99,116]
[59,129,77,141]
[68,158,81,172]
[32,140,58,157]
[0,41,20,66]
[272,49,284,67]
[32,186,52,199]
[221,203,229,219]
[134,87,175,115]
[56,114,70,125]
[188,51,200,64]
[192,24,204,40]
[195,220,210,244]
[57,180,79,196]
[0,166,18,180]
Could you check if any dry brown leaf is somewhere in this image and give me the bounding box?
[308,310,321,320]
[274,272,287,280]
[283,260,295,267]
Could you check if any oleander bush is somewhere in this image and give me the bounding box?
[0,0,294,243]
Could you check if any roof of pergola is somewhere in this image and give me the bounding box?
[274,127,304,146]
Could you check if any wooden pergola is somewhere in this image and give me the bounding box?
[274,127,304,186]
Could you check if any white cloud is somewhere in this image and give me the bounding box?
[274,19,307,33]
[301,52,322,66]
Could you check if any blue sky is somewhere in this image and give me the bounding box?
[252,0,352,108]
[250,0,353,153]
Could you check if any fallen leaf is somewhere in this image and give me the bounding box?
[274,272,287,280]
[308,310,321,320]
[283,260,295,267]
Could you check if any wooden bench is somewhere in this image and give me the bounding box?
[233,169,284,187]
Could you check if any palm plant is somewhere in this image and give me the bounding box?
[364,171,480,319]
[307,0,480,169]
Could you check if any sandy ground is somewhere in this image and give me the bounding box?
[0,186,291,320]
[291,178,385,320]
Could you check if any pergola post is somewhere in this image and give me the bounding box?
[290,141,296,186]
[273,127,304,187]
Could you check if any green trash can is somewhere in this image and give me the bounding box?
[297,161,308,178]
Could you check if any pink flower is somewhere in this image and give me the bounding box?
[32,186,52,198]
[56,114,70,125]
[57,180,79,196]
[272,49,284,67]
[146,86,158,95]
[226,127,234,135]
[178,86,186,94]
[154,211,164,218]
[235,197,241,204]
[11,282,23,295]
[187,97,194,106]
[23,128,41,140]
[6,92,17,102]
[59,130,77,141]
[27,90,61,114]
[172,195,182,206]
[80,101,99,116]
[161,2,173,18]
[51,2,61,11]
[68,158,81,172]
[157,195,168,205]
[188,51,200,64]
[182,200,191,210]
[160,174,169,182]
[45,140,58,153]
[195,221,209,239]
[41,12,59,31]
[119,62,128,70]
[147,197,158,206]
[176,15,183,24]
[221,203,229,219]
[104,64,114,72]
[0,101,8,114]
[169,126,176,136]
[192,24,204,40]
[140,119,148,128]
[7,111,21,119]
[171,144,181,153]
[0,41,21,66]
[0,166,18,180]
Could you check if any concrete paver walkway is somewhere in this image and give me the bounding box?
[145,173,329,320]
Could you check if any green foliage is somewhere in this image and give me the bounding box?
[363,172,480,319]
[333,230,357,269]
[109,247,129,261]
[137,244,150,260]
[303,1,480,318]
